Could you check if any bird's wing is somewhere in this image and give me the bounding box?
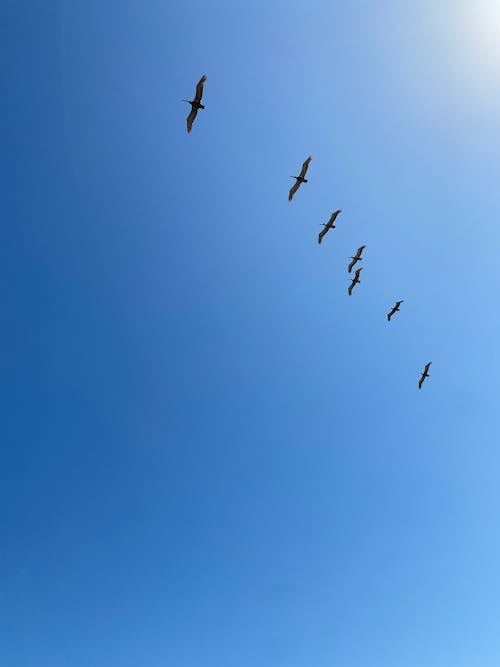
[186,107,198,133]
[194,75,207,103]
[387,310,393,320]
[357,245,365,256]
[318,227,326,244]
[425,362,432,373]
[348,258,355,272]
[418,377,423,389]
[299,156,312,179]
[348,282,353,296]
[288,181,300,201]
[330,209,341,225]
[354,268,362,278]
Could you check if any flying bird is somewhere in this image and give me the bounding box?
[418,362,432,389]
[348,267,362,296]
[348,245,365,272]
[183,75,207,133]
[288,156,312,201]
[318,210,342,244]
[387,300,404,321]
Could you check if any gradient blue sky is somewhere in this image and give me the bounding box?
[2,1,500,666]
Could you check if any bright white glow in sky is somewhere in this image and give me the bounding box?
[438,1,500,105]
[450,0,500,83]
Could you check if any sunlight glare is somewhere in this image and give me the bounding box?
[451,1,500,94]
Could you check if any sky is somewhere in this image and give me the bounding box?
[2,1,500,665]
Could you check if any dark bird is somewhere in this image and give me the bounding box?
[318,210,342,244]
[348,267,362,296]
[418,362,432,389]
[348,245,366,272]
[183,75,207,133]
[387,300,404,321]
[288,156,312,201]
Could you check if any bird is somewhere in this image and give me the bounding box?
[318,210,342,244]
[348,245,365,272]
[183,75,207,133]
[418,362,432,389]
[348,267,362,296]
[387,300,404,321]
[288,156,312,201]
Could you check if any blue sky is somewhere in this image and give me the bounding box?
[2,1,500,665]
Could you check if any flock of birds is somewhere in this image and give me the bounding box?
[183,75,432,390]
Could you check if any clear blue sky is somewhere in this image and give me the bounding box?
[2,1,500,665]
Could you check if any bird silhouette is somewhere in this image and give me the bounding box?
[318,210,342,244]
[288,156,312,201]
[418,362,432,389]
[348,245,365,272]
[348,267,362,296]
[183,75,207,133]
[387,300,404,321]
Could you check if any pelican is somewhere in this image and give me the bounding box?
[387,300,404,321]
[348,267,362,296]
[183,75,207,133]
[318,210,342,244]
[348,245,365,272]
[418,362,432,389]
[288,156,312,201]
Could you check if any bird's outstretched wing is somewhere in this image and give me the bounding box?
[186,107,198,133]
[299,156,312,179]
[424,362,432,374]
[354,268,362,280]
[329,209,341,226]
[288,181,300,201]
[387,308,395,321]
[348,258,356,273]
[418,375,424,389]
[318,226,327,244]
[348,281,354,296]
[194,75,207,104]
[357,245,365,257]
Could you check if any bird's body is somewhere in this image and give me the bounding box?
[288,156,312,201]
[348,245,365,272]
[387,300,404,321]
[183,75,207,133]
[348,267,362,296]
[418,362,432,389]
[318,210,342,244]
